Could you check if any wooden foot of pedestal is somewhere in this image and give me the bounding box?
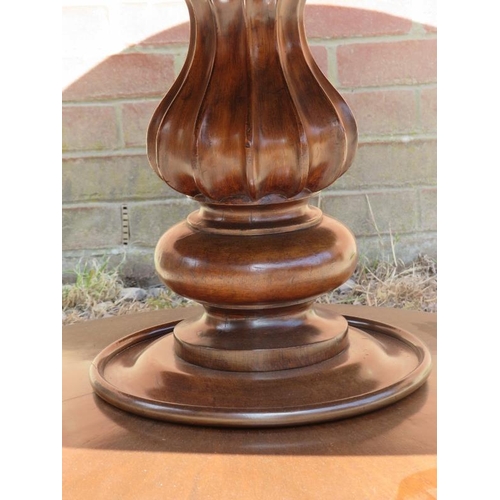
[89,305,431,428]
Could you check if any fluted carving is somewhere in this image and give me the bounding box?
[147,0,357,203]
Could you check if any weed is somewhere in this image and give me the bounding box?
[317,254,437,312]
[145,290,184,310]
[62,259,124,316]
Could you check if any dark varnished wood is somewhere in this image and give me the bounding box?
[145,0,361,374]
[172,304,349,371]
[147,0,357,202]
[67,307,437,499]
[89,306,431,426]
[153,212,358,372]
[155,209,357,308]
[89,0,432,424]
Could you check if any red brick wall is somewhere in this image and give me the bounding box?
[62,1,437,281]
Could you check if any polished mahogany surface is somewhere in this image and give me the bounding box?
[147,0,357,203]
[140,0,363,391]
[64,305,436,499]
[89,306,431,426]
[88,0,431,430]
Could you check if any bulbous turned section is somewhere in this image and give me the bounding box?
[154,197,358,371]
[155,199,357,308]
[147,0,357,203]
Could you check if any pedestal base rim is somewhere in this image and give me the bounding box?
[89,310,432,428]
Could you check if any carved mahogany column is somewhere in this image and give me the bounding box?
[90,0,431,427]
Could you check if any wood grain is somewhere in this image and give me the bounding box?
[147,0,357,203]
[146,0,359,373]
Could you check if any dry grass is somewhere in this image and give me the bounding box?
[62,260,123,311]
[62,255,436,325]
[316,254,437,312]
[62,259,193,325]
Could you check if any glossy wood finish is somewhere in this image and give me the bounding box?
[89,0,432,425]
[155,208,358,372]
[143,0,361,378]
[89,306,431,426]
[147,0,357,203]
[172,305,350,371]
[155,204,357,309]
[66,306,437,499]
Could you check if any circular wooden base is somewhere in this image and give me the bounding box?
[89,307,432,427]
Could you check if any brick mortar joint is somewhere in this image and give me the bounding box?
[360,229,436,236]
[63,202,126,209]
[62,148,147,159]
[114,105,125,149]
[409,21,435,36]
[63,85,437,109]
[321,187,434,197]
[357,133,437,144]
[63,199,196,209]
[122,199,197,208]
[357,230,437,243]
[414,88,423,133]
[307,31,436,47]
[61,134,437,159]
[326,46,339,86]
[326,183,437,194]
[121,33,436,54]
[63,86,437,110]
[354,137,437,148]
[416,188,424,230]
[59,189,435,208]
[123,45,188,55]
[62,247,153,256]
[322,83,438,93]
[63,97,163,107]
